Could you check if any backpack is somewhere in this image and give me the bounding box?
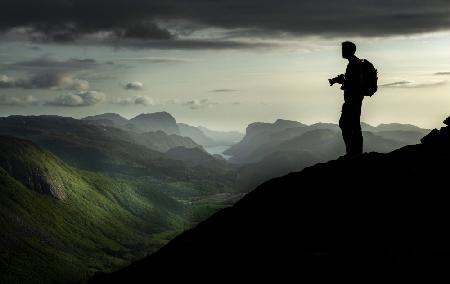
[360,59,378,97]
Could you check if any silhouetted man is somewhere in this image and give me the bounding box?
[329,41,364,156]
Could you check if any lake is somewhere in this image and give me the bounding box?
[204,145,232,160]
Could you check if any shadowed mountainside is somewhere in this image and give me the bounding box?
[91,116,450,283]
[226,119,429,164]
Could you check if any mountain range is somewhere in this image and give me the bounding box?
[83,112,244,148]
[226,118,429,189]
[0,111,434,283]
[91,115,450,283]
[226,119,429,164]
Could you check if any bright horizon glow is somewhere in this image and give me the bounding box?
[1,32,450,132]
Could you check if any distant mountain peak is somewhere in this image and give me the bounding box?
[274,118,306,127]
[83,113,129,127]
[246,119,305,135]
[133,111,175,120]
[129,112,179,134]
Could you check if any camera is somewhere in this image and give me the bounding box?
[329,74,345,86]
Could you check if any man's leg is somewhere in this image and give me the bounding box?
[339,103,352,155]
[348,100,363,155]
[350,123,363,155]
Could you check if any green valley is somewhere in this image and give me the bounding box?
[0,135,227,283]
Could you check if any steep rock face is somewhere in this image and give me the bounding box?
[129,112,180,134]
[0,136,66,200]
[92,116,450,283]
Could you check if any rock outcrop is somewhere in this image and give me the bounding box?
[0,136,66,200]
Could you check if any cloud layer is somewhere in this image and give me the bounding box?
[0,58,99,91]
[381,80,446,88]
[46,91,106,107]
[209,89,238,93]
[183,98,215,110]
[114,95,155,106]
[2,1,450,48]
[0,95,39,106]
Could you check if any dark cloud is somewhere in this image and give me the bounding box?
[0,71,90,91]
[115,57,196,63]
[116,22,173,40]
[110,39,276,50]
[0,57,101,90]
[134,96,154,105]
[124,81,144,90]
[381,80,446,88]
[8,57,98,71]
[2,1,449,49]
[24,71,89,90]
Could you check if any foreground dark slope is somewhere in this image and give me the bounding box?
[92,116,450,283]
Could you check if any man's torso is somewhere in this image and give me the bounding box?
[343,59,364,103]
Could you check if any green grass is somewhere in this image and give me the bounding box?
[0,138,190,283]
[0,167,191,283]
[0,136,238,283]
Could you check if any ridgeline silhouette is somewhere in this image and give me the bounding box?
[91,116,450,283]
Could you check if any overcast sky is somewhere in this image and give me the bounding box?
[1,0,450,131]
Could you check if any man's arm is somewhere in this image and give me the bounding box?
[329,74,345,86]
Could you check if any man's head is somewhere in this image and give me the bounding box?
[342,41,356,59]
